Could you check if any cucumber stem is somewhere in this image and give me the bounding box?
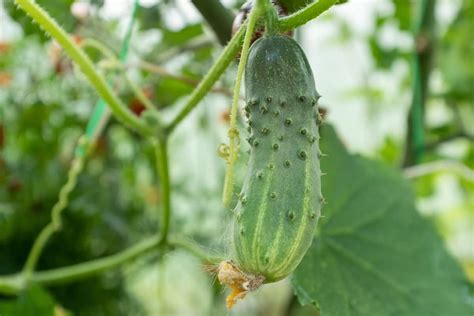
[222,0,265,207]
[263,1,280,36]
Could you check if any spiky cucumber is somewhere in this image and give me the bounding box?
[233,34,322,282]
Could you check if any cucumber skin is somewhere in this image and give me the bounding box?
[233,35,322,282]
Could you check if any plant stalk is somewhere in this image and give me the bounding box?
[155,138,171,244]
[402,0,436,166]
[0,235,219,295]
[222,0,266,207]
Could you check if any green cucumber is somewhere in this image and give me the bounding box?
[232,34,322,282]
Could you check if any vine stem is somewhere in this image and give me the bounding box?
[402,0,435,166]
[14,0,153,136]
[22,156,85,278]
[278,0,340,32]
[3,0,344,294]
[166,25,246,134]
[154,138,171,244]
[0,236,219,295]
[19,0,141,279]
[32,235,161,286]
[222,0,266,207]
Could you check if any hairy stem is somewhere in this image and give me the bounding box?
[222,0,265,207]
[166,25,246,134]
[278,0,340,31]
[14,0,152,136]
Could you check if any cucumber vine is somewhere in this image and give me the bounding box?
[0,0,340,295]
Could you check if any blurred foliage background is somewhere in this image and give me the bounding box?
[0,0,473,315]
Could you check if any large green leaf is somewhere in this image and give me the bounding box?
[292,126,473,316]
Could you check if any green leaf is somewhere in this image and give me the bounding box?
[0,285,56,316]
[292,126,473,316]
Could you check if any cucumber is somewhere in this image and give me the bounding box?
[232,34,322,283]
